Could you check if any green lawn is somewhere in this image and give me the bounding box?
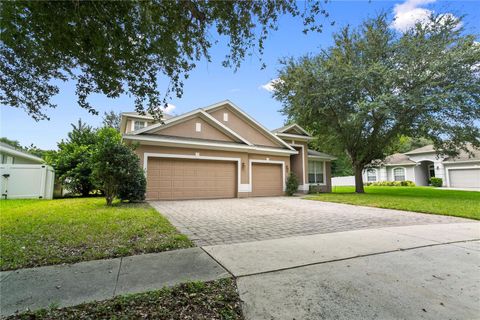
[0,198,193,271]
[306,186,480,220]
[6,279,243,320]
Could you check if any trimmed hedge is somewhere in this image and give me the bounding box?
[366,180,416,187]
[429,177,443,187]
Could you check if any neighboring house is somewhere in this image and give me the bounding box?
[0,142,55,199]
[121,100,335,200]
[363,145,480,189]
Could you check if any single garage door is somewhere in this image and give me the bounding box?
[251,163,284,197]
[146,158,236,200]
[448,168,480,188]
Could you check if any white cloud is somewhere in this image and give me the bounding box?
[163,103,176,113]
[260,78,282,92]
[391,0,436,32]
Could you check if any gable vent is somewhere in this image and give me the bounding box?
[195,122,202,132]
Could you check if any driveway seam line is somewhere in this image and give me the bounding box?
[200,247,236,279]
[113,257,123,297]
[235,238,480,279]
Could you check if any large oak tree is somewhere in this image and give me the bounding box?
[273,14,480,193]
[1,0,331,120]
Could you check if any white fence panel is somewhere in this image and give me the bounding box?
[0,164,55,199]
[332,176,355,186]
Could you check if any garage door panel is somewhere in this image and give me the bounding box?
[252,163,284,197]
[449,168,480,188]
[147,158,236,200]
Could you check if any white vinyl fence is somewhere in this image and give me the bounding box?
[332,175,355,186]
[0,164,55,199]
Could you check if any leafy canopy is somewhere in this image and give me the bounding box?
[1,0,332,120]
[273,14,480,191]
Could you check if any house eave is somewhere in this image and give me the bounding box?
[275,133,314,141]
[0,146,44,163]
[123,134,298,156]
[308,155,337,161]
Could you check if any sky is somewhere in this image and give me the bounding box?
[1,0,479,150]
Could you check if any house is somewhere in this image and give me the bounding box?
[0,142,55,199]
[121,100,335,200]
[363,145,480,189]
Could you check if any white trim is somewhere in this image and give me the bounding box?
[131,108,254,146]
[274,123,311,136]
[249,159,286,192]
[365,168,378,182]
[290,143,306,185]
[202,100,295,151]
[392,167,407,181]
[308,155,336,161]
[307,159,326,186]
[445,165,480,187]
[0,146,44,163]
[275,132,314,141]
[443,160,480,164]
[143,152,244,194]
[123,134,298,155]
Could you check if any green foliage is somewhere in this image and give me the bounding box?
[430,177,443,187]
[273,14,480,193]
[0,137,22,149]
[1,1,332,120]
[388,136,433,154]
[118,163,147,202]
[48,120,98,197]
[92,128,145,205]
[307,186,480,220]
[102,111,122,131]
[366,180,415,187]
[0,137,49,158]
[0,198,193,270]
[285,172,299,196]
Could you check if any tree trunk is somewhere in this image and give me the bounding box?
[354,165,365,193]
[105,194,113,206]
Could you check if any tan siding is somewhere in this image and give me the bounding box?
[208,106,280,147]
[150,117,235,142]
[251,163,284,197]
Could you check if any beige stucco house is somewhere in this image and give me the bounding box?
[121,100,335,200]
[363,145,480,189]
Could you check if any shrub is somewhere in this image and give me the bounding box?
[430,177,443,187]
[92,128,146,205]
[367,180,415,187]
[285,172,299,196]
[118,165,146,202]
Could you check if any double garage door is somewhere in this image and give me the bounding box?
[448,168,480,188]
[146,158,283,200]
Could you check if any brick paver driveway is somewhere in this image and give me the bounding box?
[150,197,470,246]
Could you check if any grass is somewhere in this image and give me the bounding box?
[6,278,244,320]
[306,186,480,220]
[0,197,193,271]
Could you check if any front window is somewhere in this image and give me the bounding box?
[308,160,324,184]
[366,169,377,182]
[134,121,146,131]
[428,164,435,178]
[393,168,406,181]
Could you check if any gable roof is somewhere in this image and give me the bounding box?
[129,108,253,146]
[307,149,337,160]
[404,145,436,155]
[383,153,416,165]
[272,123,311,136]
[0,142,44,164]
[202,100,295,151]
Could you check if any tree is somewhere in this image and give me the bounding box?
[49,120,97,197]
[1,1,332,121]
[273,14,480,193]
[0,137,22,149]
[102,111,122,132]
[92,127,146,205]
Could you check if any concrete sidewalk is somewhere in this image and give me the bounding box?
[2,222,479,318]
[0,248,229,317]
